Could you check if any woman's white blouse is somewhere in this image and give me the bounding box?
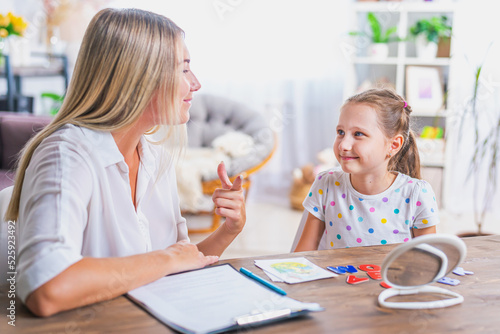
[17,124,189,302]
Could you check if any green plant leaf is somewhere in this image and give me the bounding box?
[383,26,398,43]
[367,12,382,43]
[41,92,64,101]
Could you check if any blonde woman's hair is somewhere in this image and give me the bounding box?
[6,8,186,221]
[344,88,421,179]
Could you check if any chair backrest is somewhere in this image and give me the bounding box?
[187,94,275,177]
[0,186,14,285]
[291,210,328,252]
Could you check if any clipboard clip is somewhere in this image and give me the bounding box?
[235,309,292,326]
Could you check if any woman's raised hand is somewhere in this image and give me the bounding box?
[212,162,246,234]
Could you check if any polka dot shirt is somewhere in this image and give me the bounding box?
[303,169,439,249]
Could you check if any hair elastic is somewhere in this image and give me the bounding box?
[403,101,408,108]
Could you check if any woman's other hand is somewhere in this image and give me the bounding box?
[164,240,219,274]
[212,162,246,234]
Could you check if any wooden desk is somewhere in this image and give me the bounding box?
[1,235,499,333]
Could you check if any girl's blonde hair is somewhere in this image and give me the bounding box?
[344,88,421,179]
[6,8,186,221]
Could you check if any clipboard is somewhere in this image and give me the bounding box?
[127,264,323,334]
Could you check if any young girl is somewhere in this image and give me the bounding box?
[294,88,438,251]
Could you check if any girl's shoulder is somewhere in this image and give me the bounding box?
[315,167,345,183]
[395,173,434,192]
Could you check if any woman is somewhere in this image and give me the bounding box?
[5,8,245,317]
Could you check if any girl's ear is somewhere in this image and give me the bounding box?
[389,134,404,155]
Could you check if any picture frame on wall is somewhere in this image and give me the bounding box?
[405,66,444,115]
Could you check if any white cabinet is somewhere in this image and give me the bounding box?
[346,1,456,208]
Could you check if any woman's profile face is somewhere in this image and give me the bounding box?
[177,43,201,124]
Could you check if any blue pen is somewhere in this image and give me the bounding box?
[239,267,287,296]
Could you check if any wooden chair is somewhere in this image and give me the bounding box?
[194,142,276,233]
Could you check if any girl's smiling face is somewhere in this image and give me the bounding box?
[333,102,393,177]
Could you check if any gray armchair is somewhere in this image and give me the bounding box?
[185,94,276,232]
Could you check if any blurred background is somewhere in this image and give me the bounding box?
[1,0,499,257]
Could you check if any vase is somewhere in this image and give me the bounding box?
[8,36,31,67]
[367,43,389,59]
[0,38,5,67]
[415,34,438,59]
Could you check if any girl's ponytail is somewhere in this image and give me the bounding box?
[389,129,421,179]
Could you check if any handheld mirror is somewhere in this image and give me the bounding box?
[378,234,466,309]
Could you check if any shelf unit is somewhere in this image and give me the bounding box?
[347,1,457,207]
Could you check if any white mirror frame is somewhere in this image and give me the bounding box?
[378,234,467,309]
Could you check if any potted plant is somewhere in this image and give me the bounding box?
[41,92,64,115]
[409,16,452,59]
[349,12,399,59]
[455,55,500,237]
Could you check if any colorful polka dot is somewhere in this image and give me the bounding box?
[416,201,422,206]
[328,171,334,174]
[346,225,352,231]
[323,205,326,211]
[342,194,346,199]
[394,209,400,214]
[335,181,340,186]
[413,226,419,229]
[381,240,387,245]
[338,213,342,218]
[422,219,428,224]
[408,181,413,184]
[330,241,334,247]
[404,238,409,242]
[431,208,435,213]
[319,189,323,195]
[337,234,341,240]
[359,198,364,201]
[368,228,374,233]
[395,188,401,193]
[382,197,388,202]
[422,188,428,193]
[381,218,387,224]
[313,207,319,212]
[329,221,333,226]
[318,175,322,180]
[358,217,363,222]
[356,238,362,243]
[393,229,399,234]
[309,192,312,197]
[405,198,410,203]
[330,201,335,206]
[349,205,354,210]
[405,220,410,225]
[369,207,375,213]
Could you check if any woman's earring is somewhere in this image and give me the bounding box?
[388,152,392,158]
